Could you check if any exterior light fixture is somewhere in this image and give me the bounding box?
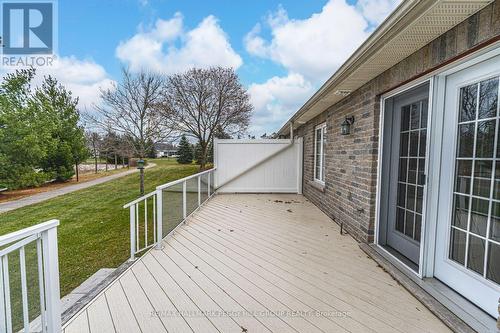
[341,116,355,135]
[137,159,145,170]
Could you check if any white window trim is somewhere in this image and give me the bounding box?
[313,123,326,185]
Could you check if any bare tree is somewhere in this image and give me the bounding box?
[161,67,252,169]
[86,68,173,158]
[85,131,102,174]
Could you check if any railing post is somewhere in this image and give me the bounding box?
[183,180,187,219]
[198,176,201,206]
[41,223,61,333]
[208,172,211,197]
[156,189,163,250]
[129,205,136,261]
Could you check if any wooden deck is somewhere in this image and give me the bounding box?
[63,194,451,333]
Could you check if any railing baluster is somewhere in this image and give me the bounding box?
[153,194,156,244]
[156,189,163,250]
[130,205,136,261]
[37,238,47,333]
[135,203,139,252]
[20,246,29,333]
[3,255,12,333]
[198,176,201,206]
[0,257,6,333]
[208,172,211,196]
[183,180,187,219]
[144,197,148,248]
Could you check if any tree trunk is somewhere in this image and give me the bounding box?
[122,156,125,168]
[105,153,108,172]
[75,161,79,182]
[94,155,98,174]
[114,154,117,170]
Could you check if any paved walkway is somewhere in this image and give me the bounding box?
[0,164,154,214]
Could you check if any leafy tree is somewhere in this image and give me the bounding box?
[176,135,193,164]
[0,69,52,189]
[32,76,88,181]
[193,142,203,165]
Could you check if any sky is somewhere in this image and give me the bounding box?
[9,0,401,136]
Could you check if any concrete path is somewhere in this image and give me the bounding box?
[0,164,155,214]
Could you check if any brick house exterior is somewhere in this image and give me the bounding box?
[295,0,500,244]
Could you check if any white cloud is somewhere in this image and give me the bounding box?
[116,13,243,74]
[356,0,400,25]
[244,0,401,135]
[248,73,314,134]
[244,0,370,82]
[0,56,114,110]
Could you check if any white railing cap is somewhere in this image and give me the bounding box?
[0,219,59,247]
[156,168,216,191]
[123,168,216,208]
[123,190,157,208]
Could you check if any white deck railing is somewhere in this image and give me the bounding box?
[0,220,61,333]
[124,168,216,260]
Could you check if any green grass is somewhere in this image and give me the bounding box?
[0,159,199,297]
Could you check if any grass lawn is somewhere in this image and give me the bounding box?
[0,158,199,297]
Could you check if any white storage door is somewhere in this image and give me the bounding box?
[214,138,303,193]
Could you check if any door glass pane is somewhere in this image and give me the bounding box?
[467,235,485,275]
[414,215,421,242]
[408,158,417,184]
[396,208,405,233]
[421,100,428,128]
[419,130,427,157]
[475,120,496,158]
[472,160,492,198]
[400,133,409,156]
[453,194,469,230]
[405,211,414,238]
[458,123,475,157]
[399,158,407,182]
[410,103,420,130]
[494,162,500,200]
[450,77,500,286]
[459,83,477,122]
[478,78,498,119]
[470,198,488,237]
[491,202,500,242]
[395,100,428,244]
[455,160,472,194]
[487,242,500,284]
[409,132,419,156]
[401,105,410,131]
[450,228,466,265]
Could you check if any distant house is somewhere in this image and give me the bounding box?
[154,142,178,158]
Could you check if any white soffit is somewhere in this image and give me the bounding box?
[280,0,493,133]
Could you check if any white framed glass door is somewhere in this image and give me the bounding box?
[434,54,500,318]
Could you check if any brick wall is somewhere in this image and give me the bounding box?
[296,0,500,243]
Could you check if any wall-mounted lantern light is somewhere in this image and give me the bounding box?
[341,116,355,135]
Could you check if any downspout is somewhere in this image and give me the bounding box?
[216,122,295,190]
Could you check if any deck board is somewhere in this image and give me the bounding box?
[63,194,451,333]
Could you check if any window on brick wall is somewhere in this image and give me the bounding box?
[314,123,326,184]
